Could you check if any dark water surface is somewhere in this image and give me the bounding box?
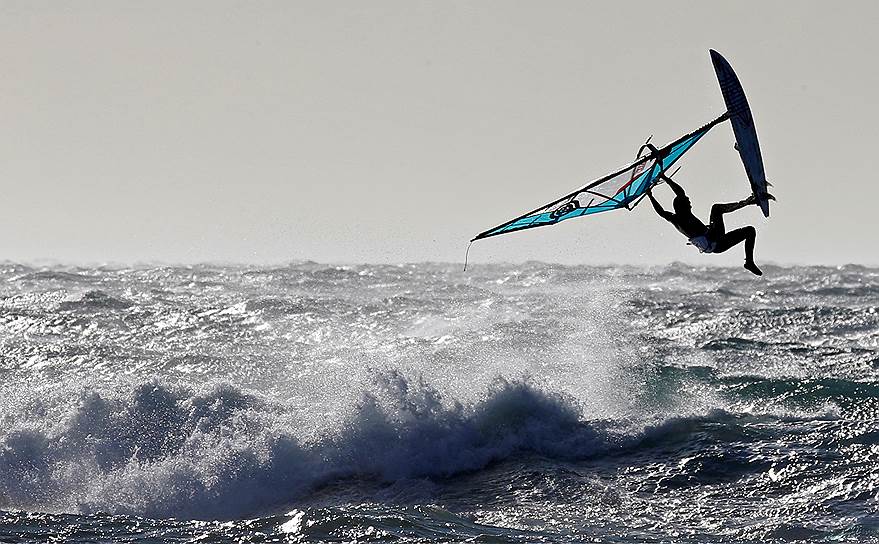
[1,262,877,542]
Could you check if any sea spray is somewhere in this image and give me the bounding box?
[1,263,877,541]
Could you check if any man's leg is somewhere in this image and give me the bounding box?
[711,226,761,276]
[708,195,756,232]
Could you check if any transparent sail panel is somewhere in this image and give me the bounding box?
[472,115,726,242]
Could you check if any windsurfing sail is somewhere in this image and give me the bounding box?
[471,113,730,242]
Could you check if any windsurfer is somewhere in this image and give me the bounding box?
[646,175,772,276]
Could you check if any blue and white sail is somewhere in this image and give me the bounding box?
[471,114,729,242]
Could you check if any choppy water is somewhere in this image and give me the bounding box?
[0,262,877,543]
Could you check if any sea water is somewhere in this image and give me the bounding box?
[0,262,877,542]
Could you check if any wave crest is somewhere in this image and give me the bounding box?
[0,375,615,519]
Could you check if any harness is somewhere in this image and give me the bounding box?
[688,234,716,254]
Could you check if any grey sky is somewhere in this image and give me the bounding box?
[1,1,875,265]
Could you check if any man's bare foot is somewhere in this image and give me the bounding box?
[744,261,763,276]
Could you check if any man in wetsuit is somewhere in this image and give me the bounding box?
[646,175,772,276]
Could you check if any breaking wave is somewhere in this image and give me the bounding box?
[1,375,625,519]
[1,262,877,542]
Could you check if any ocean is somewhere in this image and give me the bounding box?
[0,262,877,543]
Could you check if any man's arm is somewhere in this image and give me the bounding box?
[660,174,686,199]
[647,188,677,224]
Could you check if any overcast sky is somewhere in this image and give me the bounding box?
[1,1,875,266]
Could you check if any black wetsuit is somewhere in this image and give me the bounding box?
[647,176,761,276]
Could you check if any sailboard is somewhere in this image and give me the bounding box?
[469,49,769,247]
[471,113,729,242]
[710,49,770,217]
